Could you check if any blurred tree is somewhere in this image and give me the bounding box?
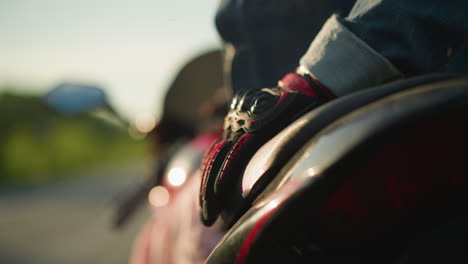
[0,90,146,184]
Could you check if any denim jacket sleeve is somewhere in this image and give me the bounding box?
[299,14,403,97]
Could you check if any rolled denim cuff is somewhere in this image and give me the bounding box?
[299,14,404,96]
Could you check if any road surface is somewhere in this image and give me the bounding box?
[0,164,151,264]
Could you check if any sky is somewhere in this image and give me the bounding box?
[0,0,221,121]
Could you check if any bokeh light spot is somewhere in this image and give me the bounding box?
[167,167,187,187]
[134,113,156,134]
[148,186,170,207]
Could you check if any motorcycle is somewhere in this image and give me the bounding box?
[45,73,468,263]
[116,74,468,264]
[204,74,468,263]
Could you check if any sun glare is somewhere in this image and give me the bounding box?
[167,167,187,187]
[134,113,157,134]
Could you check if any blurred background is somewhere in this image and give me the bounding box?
[0,0,220,263]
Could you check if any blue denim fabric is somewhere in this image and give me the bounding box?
[215,0,354,92]
[340,0,468,76]
[216,0,468,93]
[299,15,403,96]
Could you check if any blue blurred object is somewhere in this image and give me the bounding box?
[43,83,108,116]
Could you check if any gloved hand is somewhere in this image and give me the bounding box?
[199,70,335,226]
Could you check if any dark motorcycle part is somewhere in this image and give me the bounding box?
[205,76,468,264]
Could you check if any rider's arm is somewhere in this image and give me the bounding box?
[300,0,468,96]
[299,14,403,97]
